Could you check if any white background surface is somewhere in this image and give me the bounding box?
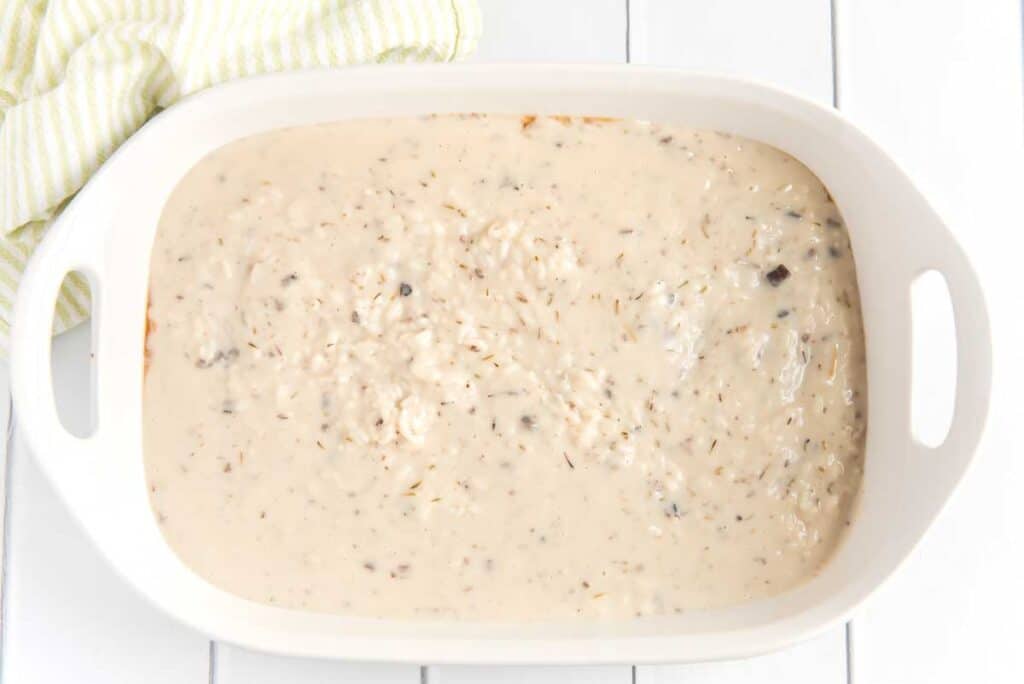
[2,0,1022,681]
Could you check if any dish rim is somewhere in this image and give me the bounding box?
[10,63,991,664]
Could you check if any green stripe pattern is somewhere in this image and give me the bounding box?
[0,0,480,353]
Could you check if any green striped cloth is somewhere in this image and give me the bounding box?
[0,0,480,353]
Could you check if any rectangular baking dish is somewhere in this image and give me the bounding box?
[10,65,991,664]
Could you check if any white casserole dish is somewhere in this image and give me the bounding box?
[11,65,991,664]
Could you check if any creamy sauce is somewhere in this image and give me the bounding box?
[144,114,866,620]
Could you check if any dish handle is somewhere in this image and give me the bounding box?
[11,201,106,474]
[905,221,992,511]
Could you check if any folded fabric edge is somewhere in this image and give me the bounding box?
[449,0,483,60]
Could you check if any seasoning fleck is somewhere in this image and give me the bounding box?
[765,264,791,286]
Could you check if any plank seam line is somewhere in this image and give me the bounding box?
[1019,0,1024,129]
[0,395,15,669]
[846,622,854,684]
[830,0,841,108]
[625,0,631,63]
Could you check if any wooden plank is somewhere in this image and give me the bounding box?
[629,1,846,680]
[426,666,632,684]
[628,0,834,103]
[834,1,1024,681]
[642,631,846,684]
[1,326,210,684]
[214,644,419,684]
[469,0,627,63]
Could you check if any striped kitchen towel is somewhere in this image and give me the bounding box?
[0,0,480,353]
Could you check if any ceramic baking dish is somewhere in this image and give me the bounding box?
[11,65,991,664]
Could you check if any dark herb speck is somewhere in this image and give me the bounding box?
[666,502,686,518]
[765,264,791,286]
[399,282,413,297]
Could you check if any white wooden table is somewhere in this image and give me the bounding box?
[2,1,1022,681]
